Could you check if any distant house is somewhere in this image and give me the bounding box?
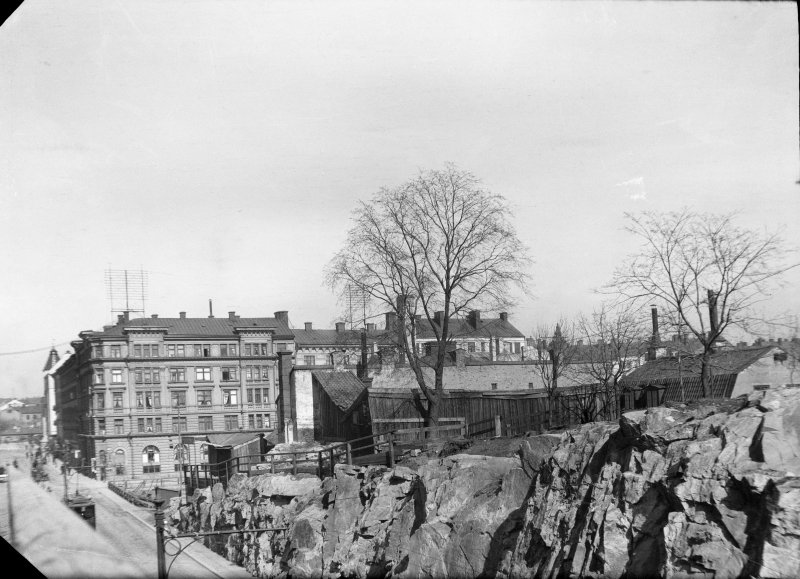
[292,322,382,367]
[311,370,370,442]
[619,345,795,410]
[409,310,527,361]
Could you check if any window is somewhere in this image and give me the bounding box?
[93,370,104,385]
[491,383,498,391]
[142,445,160,473]
[94,345,104,358]
[134,344,142,357]
[136,390,161,409]
[111,369,124,384]
[173,444,188,471]
[247,388,269,405]
[171,390,186,408]
[198,415,214,430]
[224,415,238,430]
[137,418,145,433]
[145,417,154,432]
[223,389,238,406]
[95,393,105,410]
[169,368,186,383]
[97,418,105,434]
[304,355,316,366]
[112,391,123,409]
[134,368,160,384]
[195,367,212,382]
[247,413,269,429]
[172,416,187,432]
[200,443,209,463]
[245,366,270,381]
[220,344,238,357]
[197,390,212,407]
[194,344,211,357]
[221,367,237,381]
[528,382,534,389]
[167,344,185,358]
[114,419,125,434]
[467,342,476,353]
[110,345,122,358]
[154,418,162,432]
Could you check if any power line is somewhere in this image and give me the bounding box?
[0,342,72,357]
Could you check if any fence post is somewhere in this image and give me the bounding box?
[387,432,395,468]
[317,452,323,478]
[154,510,167,579]
[460,418,466,437]
[346,442,352,465]
[270,454,275,474]
[329,448,335,477]
[292,453,298,475]
[494,415,502,438]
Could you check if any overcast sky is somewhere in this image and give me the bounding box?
[1,1,798,398]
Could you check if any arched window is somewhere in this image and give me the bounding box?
[173,444,189,472]
[142,445,160,473]
[113,448,126,475]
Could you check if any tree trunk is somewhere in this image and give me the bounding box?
[700,349,713,398]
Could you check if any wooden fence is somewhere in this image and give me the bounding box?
[368,387,593,435]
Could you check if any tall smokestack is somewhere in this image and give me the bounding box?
[707,290,719,337]
[650,305,660,343]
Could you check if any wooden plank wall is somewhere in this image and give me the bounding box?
[367,387,592,435]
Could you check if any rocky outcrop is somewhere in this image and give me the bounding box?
[166,386,800,578]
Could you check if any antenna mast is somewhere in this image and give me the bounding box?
[105,268,148,318]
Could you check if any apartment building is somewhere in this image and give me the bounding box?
[53,310,293,481]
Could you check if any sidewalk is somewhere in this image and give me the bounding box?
[36,457,253,579]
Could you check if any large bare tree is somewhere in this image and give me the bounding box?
[574,304,647,421]
[610,209,795,397]
[327,164,530,424]
[532,319,575,428]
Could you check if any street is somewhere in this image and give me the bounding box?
[0,442,251,579]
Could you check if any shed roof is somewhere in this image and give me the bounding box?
[312,370,367,414]
[204,433,263,449]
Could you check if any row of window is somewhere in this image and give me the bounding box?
[95,387,271,410]
[97,342,281,359]
[99,413,270,435]
[419,341,522,355]
[93,365,273,385]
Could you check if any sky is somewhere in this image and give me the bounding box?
[1,0,798,398]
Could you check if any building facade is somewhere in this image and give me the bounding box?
[52,310,293,481]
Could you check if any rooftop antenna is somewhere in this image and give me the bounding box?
[105,267,148,319]
[345,283,368,330]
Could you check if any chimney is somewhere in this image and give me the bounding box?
[434,311,444,327]
[385,311,396,331]
[499,312,508,322]
[304,322,312,331]
[335,322,345,333]
[650,305,660,344]
[455,348,465,368]
[208,299,214,318]
[469,310,481,329]
[228,311,237,320]
[151,314,158,319]
[576,339,583,347]
[274,311,289,324]
[707,290,719,337]
[179,311,186,319]
[123,311,130,322]
[366,323,376,332]
[117,314,124,325]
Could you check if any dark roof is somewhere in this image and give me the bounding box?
[42,348,60,372]
[621,346,779,401]
[312,371,367,413]
[416,317,524,341]
[85,316,294,339]
[292,328,385,347]
[21,404,44,415]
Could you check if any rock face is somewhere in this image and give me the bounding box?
[166,386,800,578]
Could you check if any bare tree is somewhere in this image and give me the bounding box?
[532,319,575,428]
[610,209,796,397]
[575,304,647,421]
[327,164,530,425]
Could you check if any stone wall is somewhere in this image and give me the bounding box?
[165,385,800,578]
